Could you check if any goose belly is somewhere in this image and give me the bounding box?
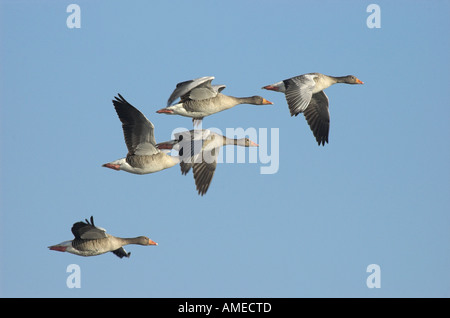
[124,154,178,174]
[70,239,113,256]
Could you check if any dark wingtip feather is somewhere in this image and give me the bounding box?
[84,216,94,226]
[113,93,127,105]
[316,136,328,146]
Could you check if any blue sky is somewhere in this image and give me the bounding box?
[0,0,449,298]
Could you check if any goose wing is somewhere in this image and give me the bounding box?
[113,94,159,156]
[283,74,317,116]
[192,146,219,196]
[71,216,107,240]
[167,76,225,106]
[303,90,330,146]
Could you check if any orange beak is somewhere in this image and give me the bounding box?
[356,78,364,84]
[156,108,174,114]
[49,245,67,252]
[156,141,176,150]
[149,239,158,246]
[262,98,273,105]
[262,85,279,91]
[102,163,121,171]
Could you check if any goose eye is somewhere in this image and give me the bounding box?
[178,135,183,141]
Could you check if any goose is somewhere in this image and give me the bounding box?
[102,94,180,174]
[156,76,273,126]
[48,216,157,258]
[157,129,259,196]
[262,73,363,146]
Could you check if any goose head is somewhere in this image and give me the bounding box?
[102,158,127,171]
[136,236,158,246]
[338,75,364,84]
[233,137,259,147]
[246,96,273,105]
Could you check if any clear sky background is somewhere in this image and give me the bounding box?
[0,0,449,298]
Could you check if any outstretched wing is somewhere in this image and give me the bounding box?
[112,94,159,155]
[167,76,224,106]
[192,148,219,196]
[303,90,330,146]
[71,216,107,240]
[284,74,316,116]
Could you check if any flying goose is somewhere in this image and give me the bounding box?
[48,216,157,258]
[157,76,273,126]
[157,129,258,196]
[262,73,363,146]
[102,94,180,174]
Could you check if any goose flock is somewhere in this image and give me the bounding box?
[49,73,363,258]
